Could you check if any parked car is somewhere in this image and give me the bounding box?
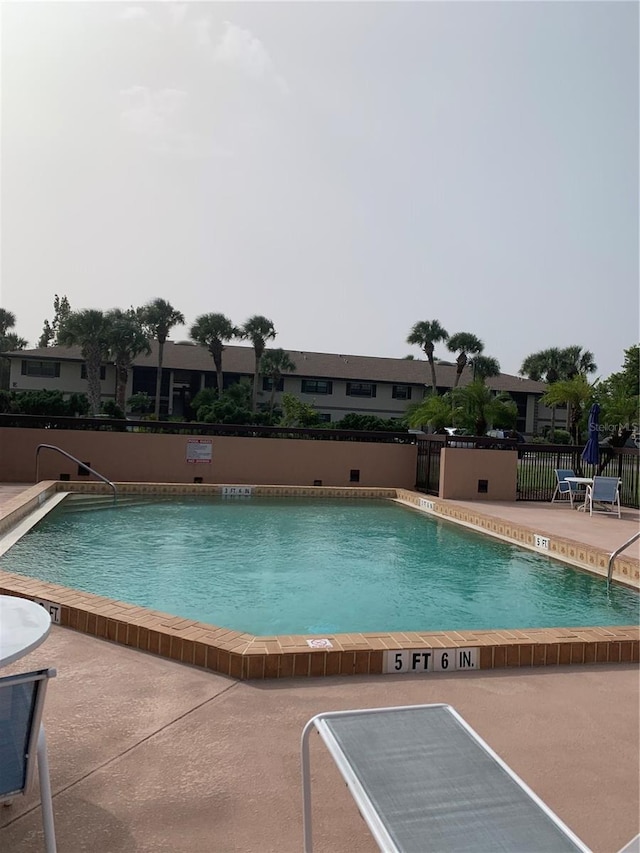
[599,434,639,449]
[486,429,525,443]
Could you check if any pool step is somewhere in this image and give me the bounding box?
[62,494,166,513]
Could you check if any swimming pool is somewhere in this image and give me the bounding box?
[1,495,637,635]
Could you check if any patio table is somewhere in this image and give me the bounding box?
[564,477,593,511]
[0,595,51,668]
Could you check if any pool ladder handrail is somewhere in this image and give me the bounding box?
[607,531,640,586]
[35,444,117,501]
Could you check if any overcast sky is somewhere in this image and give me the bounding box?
[1,1,638,379]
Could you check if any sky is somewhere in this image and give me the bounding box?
[1,0,638,380]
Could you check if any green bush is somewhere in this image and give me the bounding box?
[0,389,90,417]
[101,400,125,419]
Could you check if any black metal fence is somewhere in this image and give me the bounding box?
[516,444,639,508]
[415,435,640,509]
[0,413,415,444]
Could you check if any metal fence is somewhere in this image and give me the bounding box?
[415,436,640,509]
[0,413,415,444]
[516,444,639,508]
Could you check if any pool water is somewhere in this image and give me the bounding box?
[1,497,637,635]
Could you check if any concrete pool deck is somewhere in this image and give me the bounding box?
[0,482,638,681]
[0,627,638,853]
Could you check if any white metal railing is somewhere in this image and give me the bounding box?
[607,531,640,586]
[35,444,117,500]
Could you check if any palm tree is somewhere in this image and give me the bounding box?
[0,309,17,337]
[260,349,297,414]
[447,332,484,388]
[139,299,185,418]
[541,375,594,444]
[189,313,237,397]
[471,355,501,383]
[0,312,28,390]
[406,392,455,431]
[560,346,597,379]
[238,315,277,411]
[57,309,112,416]
[452,381,517,436]
[107,309,151,412]
[520,347,565,438]
[406,320,449,394]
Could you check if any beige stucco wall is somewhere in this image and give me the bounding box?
[0,428,417,488]
[439,447,517,500]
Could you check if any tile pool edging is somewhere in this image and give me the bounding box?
[0,481,638,680]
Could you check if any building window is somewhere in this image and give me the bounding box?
[301,379,333,395]
[317,413,331,422]
[262,377,284,392]
[21,360,60,378]
[392,385,412,400]
[346,382,376,398]
[81,364,107,380]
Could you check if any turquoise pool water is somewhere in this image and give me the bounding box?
[1,497,637,635]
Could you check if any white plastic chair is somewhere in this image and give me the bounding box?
[585,476,621,517]
[0,668,57,853]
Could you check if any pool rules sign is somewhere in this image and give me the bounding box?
[384,648,479,674]
[186,439,212,463]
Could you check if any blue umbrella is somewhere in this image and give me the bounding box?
[581,402,600,468]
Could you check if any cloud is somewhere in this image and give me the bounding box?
[119,86,203,158]
[118,6,150,22]
[210,21,289,95]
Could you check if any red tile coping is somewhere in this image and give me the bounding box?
[0,481,638,679]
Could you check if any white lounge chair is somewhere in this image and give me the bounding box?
[0,668,57,853]
[585,476,621,517]
[302,704,592,852]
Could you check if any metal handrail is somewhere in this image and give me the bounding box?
[35,444,117,500]
[607,531,640,585]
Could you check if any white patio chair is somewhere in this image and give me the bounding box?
[585,476,621,517]
[551,469,579,508]
[0,668,57,853]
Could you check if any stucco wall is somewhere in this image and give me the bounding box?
[439,447,517,500]
[0,428,417,488]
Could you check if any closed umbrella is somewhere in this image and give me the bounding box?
[581,402,600,470]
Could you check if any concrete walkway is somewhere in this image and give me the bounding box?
[1,627,638,853]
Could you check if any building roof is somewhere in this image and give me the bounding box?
[5,343,548,394]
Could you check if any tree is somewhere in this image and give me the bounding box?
[447,332,484,388]
[238,315,277,412]
[406,320,449,394]
[189,313,237,397]
[540,375,594,444]
[38,295,71,347]
[406,393,455,431]
[279,392,322,427]
[107,309,151,412]
[57,309,113,416]
[0,311,28,390]
[139,299,185,418]
[260,348,297,414]
[560,346,597,379]
[520,347,565,438]
[452,381,517,436]
[595,345,639,446]
[471,355,501,383]
[0,309,17,336]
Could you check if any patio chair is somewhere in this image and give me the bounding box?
[0,668,57,853]
[585,476,621,518]
[551,469,580,508]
